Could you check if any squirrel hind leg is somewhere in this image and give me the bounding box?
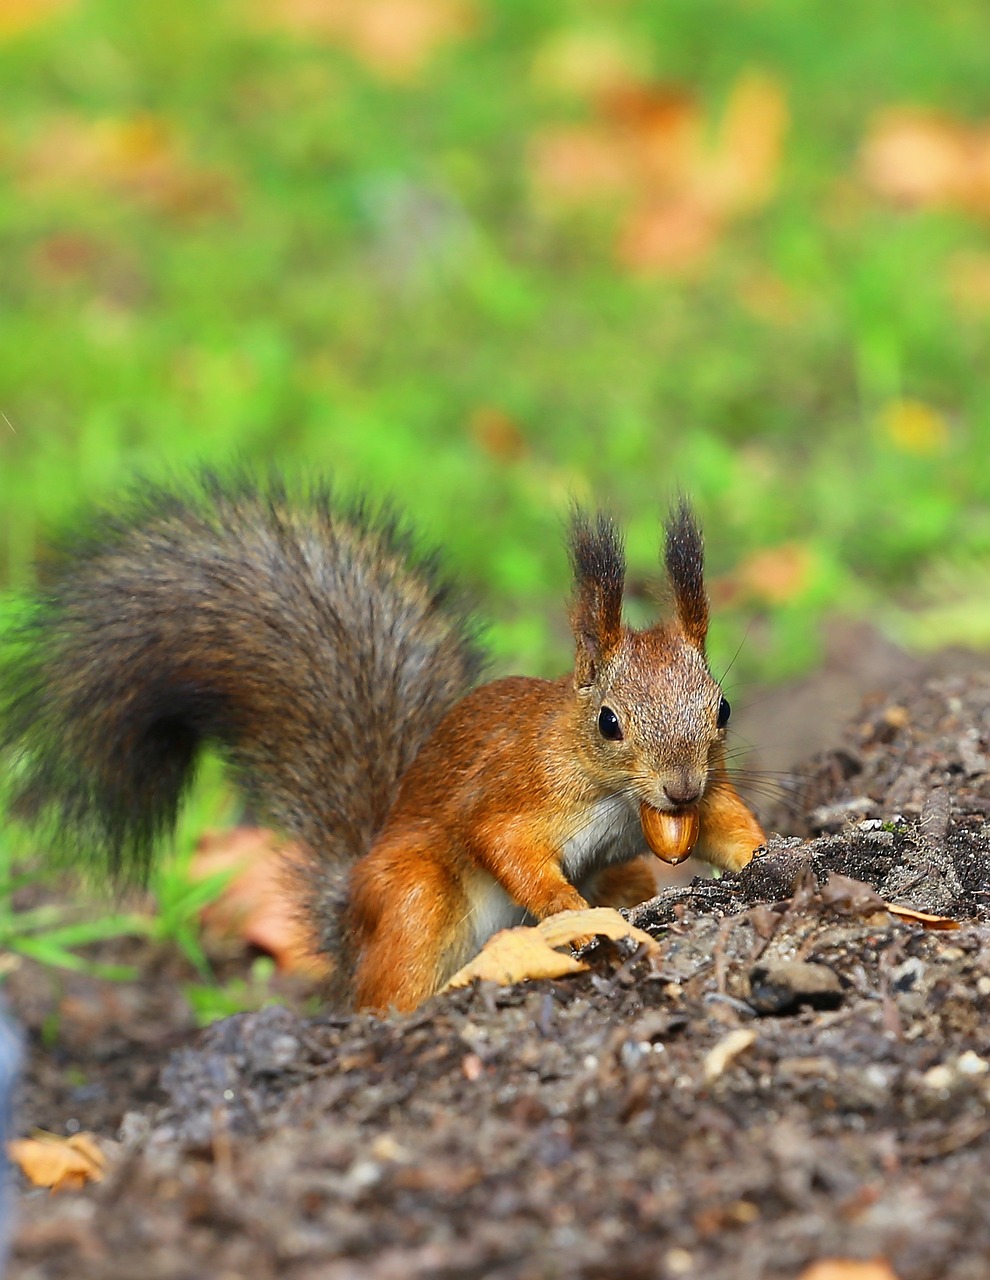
[347,838,471,1013]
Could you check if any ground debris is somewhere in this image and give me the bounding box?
[11,671,990,1279]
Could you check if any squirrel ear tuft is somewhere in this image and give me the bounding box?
[664,499,709,651]
[568,507,626,686]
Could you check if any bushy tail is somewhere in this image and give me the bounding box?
[0,473,484,887]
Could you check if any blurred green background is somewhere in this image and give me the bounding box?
[3,0,990,685]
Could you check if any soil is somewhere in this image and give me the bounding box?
[9,643,990,1280]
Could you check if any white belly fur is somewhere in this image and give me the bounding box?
[561,794,643,884]
[467,794,645,954]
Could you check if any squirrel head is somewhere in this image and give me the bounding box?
[567,501,729,810]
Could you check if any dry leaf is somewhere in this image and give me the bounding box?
[703,71,789,215]
[861,108,990,216]
[443,928,590,990]
[885,903,960,931]
[261,0,475,81]
[443,907,658,993]
[530,68,787,275]
[798,1261,900,1280]
[9,1132,106,1192]
[192,828,328,977]
[703,1028,757,1083]
[537,907,659,954]
[20,113,232,217]
[469,406,529,462]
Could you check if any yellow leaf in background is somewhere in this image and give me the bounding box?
[0,0,71,40]
[262,0,475,81]
[19,114,233,218]
[705,71,789,214]
[881,399,950,456]
[9,1132,106,1192]
[861,108,990,217]
[530,28,646,100]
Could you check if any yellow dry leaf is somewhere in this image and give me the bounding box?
[703,1028,758,1083]
[262,0,475,81]
[536,907,660,955]
[886,903,960,931]
[880,399,950,456]
[0,0,71,39]
[861,107,990,218]
[705,70,789,214]
[798,1261,900,1280]
[443,929,590,991]
[443,907,658,993]
[9,1132,106,1192]
[20,113,231,217]
[530,27,647,100]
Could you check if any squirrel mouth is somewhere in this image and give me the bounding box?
[639,802,700,865]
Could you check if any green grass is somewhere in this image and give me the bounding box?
[1,0,989,991]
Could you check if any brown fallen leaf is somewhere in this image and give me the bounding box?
[469,405,529,463]
[443,907,659,992]
[531,67,787,276]
[9,1132,106,1192]
[885,903,960,931]
[798,1260,900,1280]
[192,827,329,977]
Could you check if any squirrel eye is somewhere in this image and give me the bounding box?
[717,696,731,729]
[598,706,623,741]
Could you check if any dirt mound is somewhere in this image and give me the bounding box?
[12,673,990,1279]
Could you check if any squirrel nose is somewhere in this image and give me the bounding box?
[663,779,703,807]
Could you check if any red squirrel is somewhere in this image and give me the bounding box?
[0,475,764,1011]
